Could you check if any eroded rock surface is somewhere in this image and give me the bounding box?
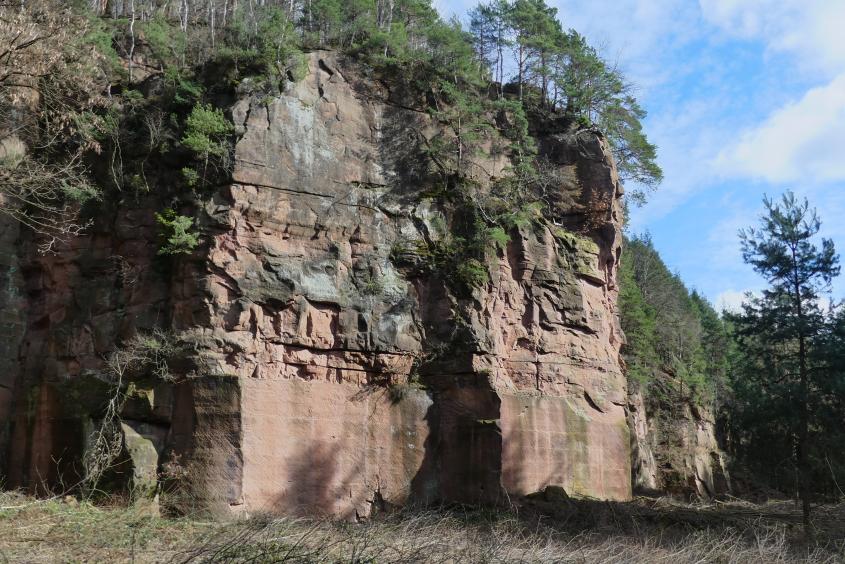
[1,52,631,516]
[629,385,730,498]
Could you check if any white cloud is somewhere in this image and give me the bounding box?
[715,73,845,183]
[705,201,750,264]
[715,289,750,313]
[554,0,702,93]
[700,1,845,184]
[700,0,845,75]
[701,1,845,183]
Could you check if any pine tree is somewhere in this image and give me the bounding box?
[732,191,840,531]
[621,235,723,399]
[468,1,511,96]
[505,0,537,101]
[468,2,498,79]
[618,246,659,385]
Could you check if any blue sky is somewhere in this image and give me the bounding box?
[438,0,845,310]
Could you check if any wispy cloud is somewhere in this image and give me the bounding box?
[715,289,751,313]
[700,0,845,76]
[715,74,845,183]
[438,0,845,304]
[554,0,703,92]
[702,0,845,186]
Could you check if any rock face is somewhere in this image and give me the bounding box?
[1,52,630,517]
[628,383,730,498]
[0,212,25,480]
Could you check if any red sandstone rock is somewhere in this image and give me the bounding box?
[1,52,637,517]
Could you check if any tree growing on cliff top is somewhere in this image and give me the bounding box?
[467,0,663,200]
[729,191,841,532]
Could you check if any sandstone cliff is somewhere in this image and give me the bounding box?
[1,52,632,517]
[628,379,730,499]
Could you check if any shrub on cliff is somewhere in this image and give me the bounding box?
[180,103,233,187]
[455,258,490,289]
[155,208,199,255]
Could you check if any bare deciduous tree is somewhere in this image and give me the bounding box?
[0,2,106,252]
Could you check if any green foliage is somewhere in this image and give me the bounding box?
[60,180,102,204]
[455,258,490,288]
[357,269,385,296]
[618,253,658,385]
[726,192,843,504]
[423,18,481,85]
[391,209,503,295]
[181,167,199,187]
[164,67,204,106]
[155,209,199,256]
[217,6,304,80]
[595,91,662,201]
[619,234,728,402]
[180,103,233,187]
[492,98,536,162]
[50,0,661,237]
[506,0,561,102]
[303,0,344,46]
[427,79,495,177]
[39,0,660,288]
[464,2,662,198]
[487,226,511,249]
[78,18,123,76]
[690,290,731,398]
[556,30,662,198]
[140,17,187,69]
[181,104,232,158]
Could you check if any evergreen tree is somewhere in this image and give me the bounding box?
[428,79,493,178]
[520,0,560,106]
[620,235,726,401]
[505,0,550,101]
[468,2,498,79]
[690,291,731,401]
[618,246,659,384]
[730,191,840,530]
[555,30,662,198]
[422,17,478,84]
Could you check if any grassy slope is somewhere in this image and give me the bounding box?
[0,493,843,563]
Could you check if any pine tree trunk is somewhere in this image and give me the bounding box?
[792,244,812,536]
[541,50,547,107]
[798,333,811,535]
[128,0,135,84]
[496,28,503,97]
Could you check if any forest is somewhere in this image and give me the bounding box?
[1,0,844,561]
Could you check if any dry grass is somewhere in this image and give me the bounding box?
[0,491,842,563]
[0,491,210,562]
